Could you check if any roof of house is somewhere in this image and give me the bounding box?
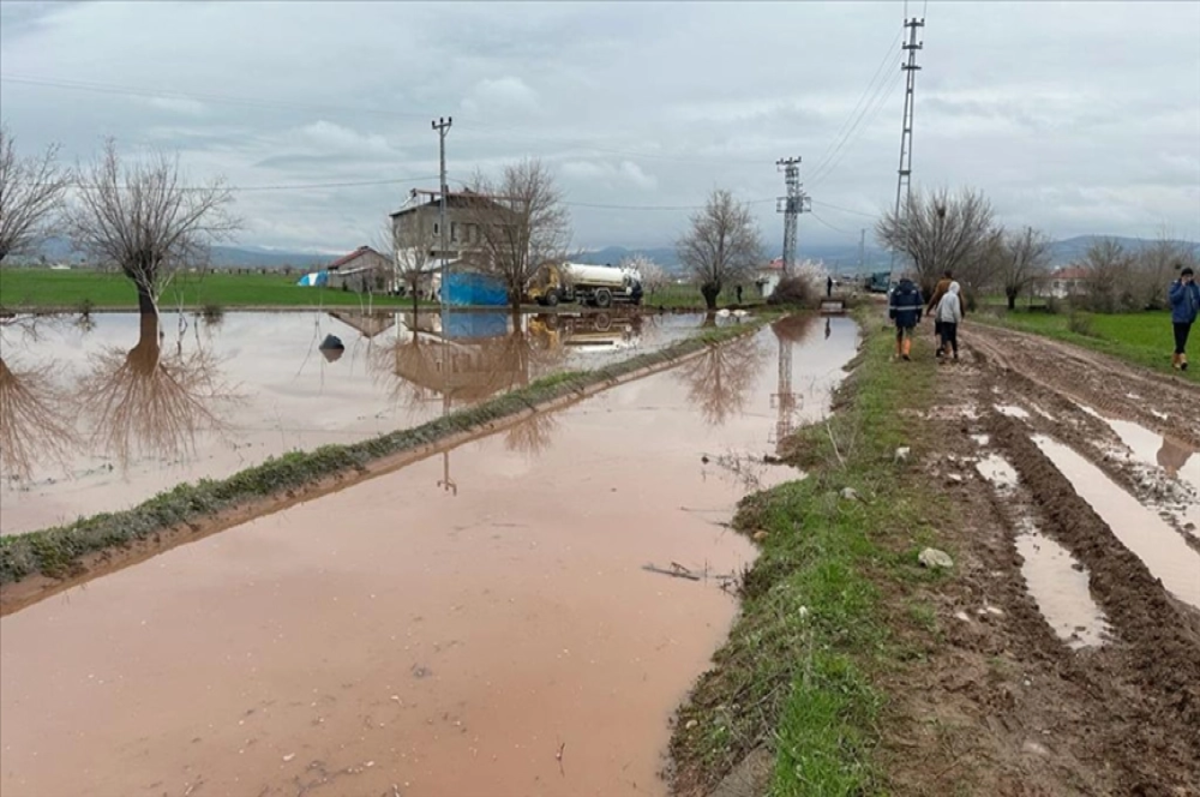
[389,189,510,219]
[327,246,388,270]
[759,258,785,272]
[1052,266,1090,281]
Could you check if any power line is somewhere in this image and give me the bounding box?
[50,175,440,193]
[810,211,858,237]
[810,199,879,219]
[808,70,903,188]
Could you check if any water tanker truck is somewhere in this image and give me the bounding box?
[527,262,643,308]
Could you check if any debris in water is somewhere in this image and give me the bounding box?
[411,665,432,679]
[642,562,701,581]
[283,753,296,762]
[918,548,954,569]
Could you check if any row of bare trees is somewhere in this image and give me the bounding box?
[1,127,239,312]
[876,186,1196,312]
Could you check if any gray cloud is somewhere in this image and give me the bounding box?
[0,1,1197,253]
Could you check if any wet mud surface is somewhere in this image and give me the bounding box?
[883,321,1200,795]
[0,316,858,797]
[0,310,708,535]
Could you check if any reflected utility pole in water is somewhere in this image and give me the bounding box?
[432,116,453,334]
[770,331,796,452]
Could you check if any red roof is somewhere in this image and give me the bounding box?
[1052,266,1089,281]
[327,246,385,270]
[760,257,785,271]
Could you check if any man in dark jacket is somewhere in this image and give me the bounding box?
[889,275,925,361]
[1169,266,1200,371]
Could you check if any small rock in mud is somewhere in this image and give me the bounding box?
[1022,740,1050,757]
[894,446,911,464]
[946,473,964,486]
[752,530,769,542]
[954,611,971,623]
[918,548,954,569]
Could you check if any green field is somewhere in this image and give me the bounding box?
[0,268,424,311]
[977,308,1199,382]
[0,268,764,313]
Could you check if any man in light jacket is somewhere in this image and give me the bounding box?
[1169,266,1199,371]
[935,281,964,361]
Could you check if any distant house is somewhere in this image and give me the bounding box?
[1045,266,1089,299]
[755,258,785,299]
[326,246,393,293]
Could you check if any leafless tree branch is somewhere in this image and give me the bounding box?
[0,125,72,262]
[676,190,763,310]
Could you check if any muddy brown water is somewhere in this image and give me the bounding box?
[0,316,858,797]
[0,310,706,536]
[1033,435,1200,609]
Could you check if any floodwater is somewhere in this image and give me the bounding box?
[0,310,706,536]
[976,453,1019,490]
[1033,435,1200,609]
[1013,520,1111,650]
[0,315,859,797]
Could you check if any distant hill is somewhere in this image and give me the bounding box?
[1045,235,1200,266]
[17,236,337,269]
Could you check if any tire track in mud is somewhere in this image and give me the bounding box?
[885,324,1200,795]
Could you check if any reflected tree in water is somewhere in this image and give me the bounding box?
[676,335,766,426]
[1157,436,1193,478]
[504,411,560,456]
[77,312,234,470]
[0,356,79,482]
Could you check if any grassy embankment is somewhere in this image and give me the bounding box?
[0,268,764,313]
[672,311,949,795]
[975,307,1199,383]
[0,318,770,587]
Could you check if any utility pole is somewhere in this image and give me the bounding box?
[776,157,810,277]
[889,16,924,286]
[858,228,866,272]
[432,116,452,320]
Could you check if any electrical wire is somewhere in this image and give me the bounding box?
[809,211,858,237]
[48,175,441,193]
[810,199,879,219]
[808,70,902,189]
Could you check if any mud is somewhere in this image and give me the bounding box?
[0,311,705,536]
[880,323,1200,796]
[0,317,860,797]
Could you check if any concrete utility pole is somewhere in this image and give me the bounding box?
[432,116,452,316]
[859,228,866,272]
[776,157,811,277]
[889,16,925,286]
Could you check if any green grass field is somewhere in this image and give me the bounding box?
[0,268,425,311]
[0,268,763,312]
[977,308,1199,382]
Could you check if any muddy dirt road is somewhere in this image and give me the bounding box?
[885,320,1200,795]
[0,316,857,797]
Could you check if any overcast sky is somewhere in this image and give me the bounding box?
[1,1,1198,255]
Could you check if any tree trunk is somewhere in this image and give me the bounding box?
[701,283,721,311]
[136,283,156,315]
[1006,289,1017,311]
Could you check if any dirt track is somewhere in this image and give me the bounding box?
[882,322,1200,796]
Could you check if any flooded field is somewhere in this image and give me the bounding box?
[0,310,708,536]
[0,315,859,797]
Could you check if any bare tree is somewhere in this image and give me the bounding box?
[382,215,438,316]
[998,226,1053,310]
[619,254,669,298]
[1080,237,1138,313]
[67,138,238,313]
[1135,229,1199,311]
[675,334,766,425]
[466,159,571,316]
[0,356,79,481]
[0,126,72,262]
[876,187,997,298]
[677,189,764,310]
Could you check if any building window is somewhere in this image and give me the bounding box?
[450,221,458,242]
[433,222,439,235]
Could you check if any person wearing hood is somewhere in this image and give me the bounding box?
[889,274,924,361]
[1168,266,1199,371]
[925,270,954,358]
[935,281,964,361]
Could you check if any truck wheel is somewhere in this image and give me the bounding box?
[594,288,612,308]
[543,290,559,307]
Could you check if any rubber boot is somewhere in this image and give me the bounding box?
[1182,353,1189,372]
[1173,352,1182,370]
[895,337,903,360]
[901,337,912,361]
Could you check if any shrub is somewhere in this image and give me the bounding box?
[77,297,95,318]
[1045,295,1064,315]
[1068,311,1095,337]
[200,303,224,324]
[767,276,816,307]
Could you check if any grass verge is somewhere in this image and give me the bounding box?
[671,312,943,796]
[0,319,769,587]
[974,308,1199,383]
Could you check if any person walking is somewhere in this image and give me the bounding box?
[935,281,964,362]
[926,270,953,358]
[889,274,924,361]
[1169,266,1199,370]
[736,284,743,305]
[826,275,834,298]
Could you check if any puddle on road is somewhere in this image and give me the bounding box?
[976,453,1019,490]
[995,404,1031,420]
[0,317,860,797]
[971,434,991,446]
[1014,521,1112,649]
[0,310,708,536]
[1033,435,1200,609]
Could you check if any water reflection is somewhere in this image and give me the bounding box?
[504,411,561,456]
[1157,436,1194,478]
[0,356,79,482]
[676,334,766,426]
[77,312,234,470]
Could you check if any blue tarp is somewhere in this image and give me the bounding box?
[443,271,508,307]
[297,270,329,287]
[444,312,509,341]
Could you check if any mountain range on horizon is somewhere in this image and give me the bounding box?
[15,234,1200,274]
